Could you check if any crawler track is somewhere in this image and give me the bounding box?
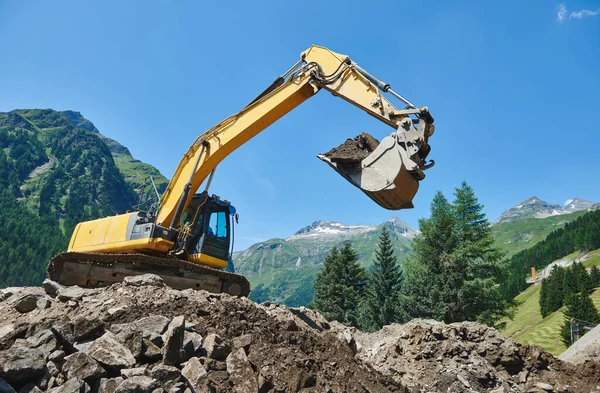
[47,252,250,297]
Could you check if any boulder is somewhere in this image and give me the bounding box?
[73,317,105,342]
[182,332,202,360]
[133,316,171,336]
[141,340,161,362]
[36,297,51,310]
[98,378,124,393]
[202,334,230,360]
[116,328,144,360]
[123,275,165,288]
[162,316,185,366]
[180,358,209,393]
[113,376,160,393]
[232,334,252,355]
[62,352,106,384]
[48,350,66,366]
[42,279,64,296]
[46,361,59,378]
[51,323,75,351]
[0,347,46,386]
[48,378,90,393]
[89,332,135,369]
[0,326,14,342]
[15,294,45,313]
[226,348,258,392]
[166,383,185,393]
[150,365,180,384]
[0,377,15,393]
[13,330,57,354]
[121,367,147,378]
[57,287,86,302]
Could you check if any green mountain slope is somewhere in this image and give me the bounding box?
[492,210,588,258]
[233,218,415,307]
[58,110,169,194]
[502,252,600,355]
[0,109,168,287]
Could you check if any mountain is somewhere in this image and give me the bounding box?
[0,109,168,287]
[494,196,596,224]
[59,110,169,194]
[233,217,415,307]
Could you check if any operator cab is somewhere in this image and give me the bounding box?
[179,192,237,269]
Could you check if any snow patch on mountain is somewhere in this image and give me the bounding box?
[287,217,417,240]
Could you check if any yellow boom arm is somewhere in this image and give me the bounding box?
[156,45,434,229]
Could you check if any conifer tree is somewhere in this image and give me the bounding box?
[563,268,577,298]
[591,266,600,287]
[572,261,594,295]
[358,226,408,331]
[560,292,600,346]
[403,191,454,321]
[311,243,365,326]
[448,181,510,325]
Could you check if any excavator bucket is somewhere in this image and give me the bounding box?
[318,123,433,210]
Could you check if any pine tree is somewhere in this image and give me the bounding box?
[358,226,408,331]
[311,243,365,326]
[560,292,600,347]
[403,191,454,321]
[563,268,577,298]
[590,266,600,287]
[448,181,511,325]
[572,261,594,295]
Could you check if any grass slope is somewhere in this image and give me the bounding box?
[492,210,587,258]
[503,252,600,355]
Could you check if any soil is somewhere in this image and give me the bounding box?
[323,133,379,164]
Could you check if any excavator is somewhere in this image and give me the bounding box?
[47,45,436,297]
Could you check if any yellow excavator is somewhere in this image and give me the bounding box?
[47,45,435,297]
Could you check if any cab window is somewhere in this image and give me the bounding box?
[208,211,227,238]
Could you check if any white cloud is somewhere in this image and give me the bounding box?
[570,9,600,19]
[557,3,567,22]
[557,3,600,23]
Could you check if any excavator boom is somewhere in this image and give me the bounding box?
[47,45,435,297]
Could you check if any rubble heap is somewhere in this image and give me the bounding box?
[1,275,600,393]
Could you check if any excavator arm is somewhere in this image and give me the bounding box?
[48,45,435,297]
[157,45,435,229]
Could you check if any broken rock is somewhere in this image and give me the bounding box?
[14,294,45,313]
[182,331,202,360]
[90,332,135,369]
[0,346,46,386]
[57,286,86,302]
[123,274,165,288]
[226,347,258,393]
[162,316,185,366]
[181,357,208,393]
[62,352,106,385]
[73,317,105,342]
[113,376,160,393]
[48,378,89,393]
[98,378,124,393]
[42,279,64,296]
[202,334,230,360]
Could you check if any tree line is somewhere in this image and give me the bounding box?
[539,262,600,346]
[311,181,512,332]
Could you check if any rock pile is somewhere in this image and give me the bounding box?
[0,276,401,393]
[1,275,600,393]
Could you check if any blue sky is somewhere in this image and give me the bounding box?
[1,1,599,250]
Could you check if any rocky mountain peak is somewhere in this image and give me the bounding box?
[494,196,597,224]
[384,216,419,239]
[564,198,594,212]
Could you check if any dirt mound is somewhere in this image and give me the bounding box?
[323,133,379,164]
[351,320,600,393]
[2,278,600,393]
